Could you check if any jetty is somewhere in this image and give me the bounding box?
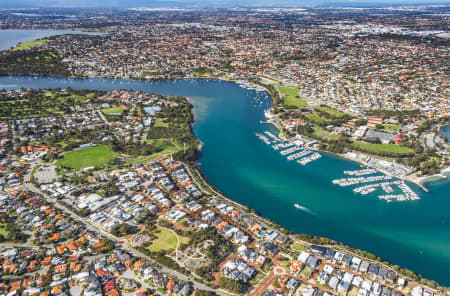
[347,178,420,202]
[287,149,312,161]
[343,168,377,176]
[280,146,302,156]
[255,133,271,144]
[297,152,322,165]
[332,175,393,187]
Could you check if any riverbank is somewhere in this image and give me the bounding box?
[405,167,450,186]
[3,76,450,287]
[188,151,450,293]
[334,150,434,193]
[253,78,450,194]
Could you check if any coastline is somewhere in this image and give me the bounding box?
[187,151,450,291]
[405,167,450,186]
[253,79,450,194]
[6,72,446,193]
[3,74,450,289]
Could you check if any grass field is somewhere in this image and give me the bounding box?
[0,90,97,119]
[149,227,189,252]
[291,242,306,252]
[278,86,307,108]
[314,106,345,118]
[194,70,213,77]
[279,259,292,271]
[0,225,9,238]
[127,139,183,165]
[101,107,124,116]
[383,124,400,133]
[13,39,51,51]
[312,127,340,141]
[306,113,331,124]
[56,145,117,170]
[352,141,414,156]
[154,118,169,127]
[146,139,182,153]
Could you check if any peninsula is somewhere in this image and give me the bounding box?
[0,5,449,296]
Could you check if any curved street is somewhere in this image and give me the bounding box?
[24,162,224,296]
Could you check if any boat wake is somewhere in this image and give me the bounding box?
[294,203,317,216]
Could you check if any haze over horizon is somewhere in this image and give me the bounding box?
[1,0,449,8]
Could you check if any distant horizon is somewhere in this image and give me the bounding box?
[1,0,450,9]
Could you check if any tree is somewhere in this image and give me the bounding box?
[111,223,138,236]
[272,276,280,289]
[218,277,245,293]
[195,290,216,296]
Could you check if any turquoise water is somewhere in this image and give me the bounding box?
[0,29,105,51]
[0,76,449,286]
[441,125,450,144]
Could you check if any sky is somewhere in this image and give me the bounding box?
[0,0,449,8]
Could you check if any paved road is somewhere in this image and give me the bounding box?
[0,243,40,249]
[24,162,223,295]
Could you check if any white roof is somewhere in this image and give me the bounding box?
[298,251,310,264]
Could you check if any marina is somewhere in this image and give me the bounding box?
[256,132,323,166]
[280,146,302,156]
[237,80,267,92]
[287,149,312,160]
[264,131,281,142]
[334,169,420,202]
[332,175,393,186]
[344,168,378,176]
[297,152,322,165]
[255,133,271,145]
[1,75,449,285]
[272,142,293,150]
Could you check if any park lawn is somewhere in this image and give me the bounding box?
[312,127,340,141]
[259,76,280,86]
[279,258,291,269]
[56,145,117,170]
[126,140,183,165]
[194,70,212,77]
[306,113,331,125]
[146,139,182,153]
[45,91,94,103]
[154,118,169,127]
[149,227,189,252]
[314,106,345,118]
[13,39,51,51]
[0,90,98,119]
[383,124,400,133]
[278,86,308,108]
[278,86,298,97]
[102,107,124,116]
[0,225,9,238]
[291,242,306,252]
[176,217,188,226]
[352,141,414,156]
[285,96,308,108]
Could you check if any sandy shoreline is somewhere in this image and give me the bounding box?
[405,167,450,186]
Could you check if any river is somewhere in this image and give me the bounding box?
[0,76,449,285]
[0,29,105,51]
[441,125,450,144]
